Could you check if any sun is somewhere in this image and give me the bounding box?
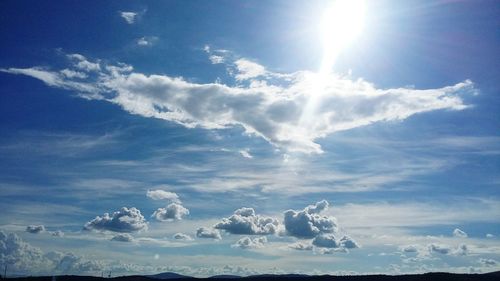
[320,0,366,73]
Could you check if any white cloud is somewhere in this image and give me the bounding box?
[238,149,253,159]
[146,189,180,203]
[136,36,158,47]
[486,234,495,238]
[234,58,266,81]
[479,258,498,266]
[453,228,468,238]
[111,233,134,242]
[173,233,193,241]
[196,227,221,240]
[283,200,337,238]
[84,207,148,233]
[26,225,45,234]
[120,11,138,24]
[209,55,225,64]
[288,242,313,251]
[214,207,280,235]
[152,203,189,221]
[232,236,267,249]
[0,52,475,154]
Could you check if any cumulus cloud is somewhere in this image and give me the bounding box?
[111,233,134,242]
[0,231,48,273]
[146,189,180,203]
[84,207,148,233]
[0,52,475,153]
[486,233,495,238]
[479,258,498,266]
[26,225,45,234]
[232,236,267,249]
[173,233,193,241]
[214,207,280,235]
[428,243,468,256]
[400,245,419,253]
[283,200,337,238]
[453,228,468,238]
[196,227,221,240]
[152,203,189,221]
[288,242,313,251]
[312,234,339,248]
[120,11,138,24]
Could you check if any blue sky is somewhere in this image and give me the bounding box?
[0,0,499,277]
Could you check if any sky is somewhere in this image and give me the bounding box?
[0,0,499,277]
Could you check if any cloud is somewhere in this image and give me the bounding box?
[312,234,339,248]
[146,189,180,203]
[152,203,189,221]
[486,233,495,238]
[288,242,313,251]
[51,231,64,237]
[196,227,221,240]
[209,55,225,64]
[400,245,419,253]
[428,243,468,256]
[26,225,45,234]
[84,207,148,233]
[239,149,253,159]
[172,233,193,241]
[214,207,280,235]
[453,228,468,238]
[479,258,498,266]
[0,231,48,273]
[234,59,266,81]
[0,52,475,153]
[120,11,138,24]
[136,36,158,47]
[232,236,267,249]
[111,233,134,242]
[283,200,337,238]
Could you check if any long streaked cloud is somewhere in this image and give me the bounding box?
[0,51,476,153]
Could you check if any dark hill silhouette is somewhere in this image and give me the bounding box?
[3,271,500,281]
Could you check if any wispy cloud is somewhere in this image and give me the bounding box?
[0,51,476,154]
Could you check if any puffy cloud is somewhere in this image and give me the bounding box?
[400,245,419,253]
[234,59,266,81]
[54,253,103,274]
[152,203,189,221]
[339,235,360,249]
[288,242,313,251]
[428,243,468,256]
[196,227,221,240]
[0,52,475,154]
[173,233,193,241]
[120,11,138,24]
[84,207,148,233]
[428,243,451,255]
[146,189,180,203]
[232,236,267,249]
[453,228,468,238]
[283,200,337,238]
[312,234,339,248]
[486,233,495,238]
[479,258,498,266]
[0,231,48,273]
[111,233,134,242]
[214,207,280,235]
[26,225,45,234]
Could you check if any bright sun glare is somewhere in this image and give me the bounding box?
[320,0,366,73]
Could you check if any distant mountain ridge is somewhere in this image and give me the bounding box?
[3,271,500,281]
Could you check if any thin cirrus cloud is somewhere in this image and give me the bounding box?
[0,51,475,153]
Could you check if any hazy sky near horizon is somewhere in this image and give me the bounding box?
[0,0,499,277]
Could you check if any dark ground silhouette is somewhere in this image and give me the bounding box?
[3,271,500,281]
